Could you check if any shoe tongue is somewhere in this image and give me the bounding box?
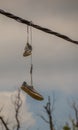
[23,81,26,85]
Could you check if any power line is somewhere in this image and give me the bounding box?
[0,9,78,45]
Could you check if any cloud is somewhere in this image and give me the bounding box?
[0,91,35,129]
[0,0,78,21]
[21,0,78,21]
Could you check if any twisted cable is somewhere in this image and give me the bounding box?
[0,9,78,44]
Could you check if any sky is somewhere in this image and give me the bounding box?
[0,0,78,130]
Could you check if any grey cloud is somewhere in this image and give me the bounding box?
[0,0,78,21]
[25,0,78,19]
[0,0,78,94]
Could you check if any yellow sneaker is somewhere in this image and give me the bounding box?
[21,81,44,101]
[23,50,32,57]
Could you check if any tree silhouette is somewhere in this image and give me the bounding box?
[39,96,56,130]
[70,100,78,130]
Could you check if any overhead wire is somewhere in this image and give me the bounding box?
[0,9,78,44]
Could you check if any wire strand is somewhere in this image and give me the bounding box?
[30,22,33,86]
[27,25,29,43]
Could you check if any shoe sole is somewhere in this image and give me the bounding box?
[21,85,44,101]
[23,51,32,57]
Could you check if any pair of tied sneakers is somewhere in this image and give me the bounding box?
[23,43,32,57]
[21,81,44,101]
[22,43,44,100]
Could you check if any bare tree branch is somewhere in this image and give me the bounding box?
[39,115,49,124]
[72,101,78,127]
[40,96,55,130]
[69,99,78,128]
[0,9,78,44]
[0,116,10,130]
[0,89,23,130]
[12,89,22,130]
[0,106,10,130]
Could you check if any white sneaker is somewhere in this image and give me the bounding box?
[23,43,32,57]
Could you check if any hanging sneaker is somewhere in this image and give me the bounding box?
[23,50,32,57]
[23,43,32,57]
[21,81,44,101]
